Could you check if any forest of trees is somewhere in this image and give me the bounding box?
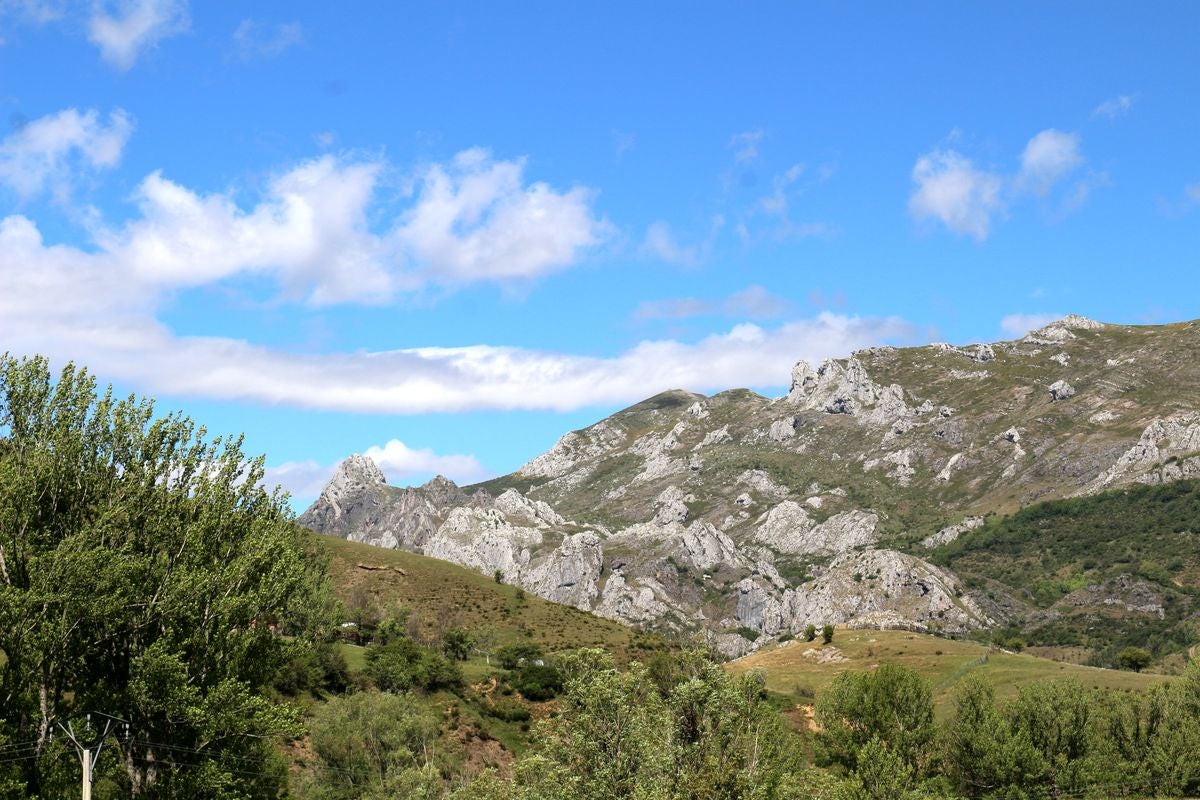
[3,354,1200,799]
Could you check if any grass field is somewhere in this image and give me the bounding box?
[728,628,1171,718]
[315,532,669,662]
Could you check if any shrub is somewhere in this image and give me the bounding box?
[822,624,835,644]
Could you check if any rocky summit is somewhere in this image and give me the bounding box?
[299,317,1200,656]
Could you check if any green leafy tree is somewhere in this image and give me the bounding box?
[364,638,461,693]
[816,663,935,776]
[1117,646,1152,672]
[442,628,474,661]
[306,691,439,800]
[822,624,836,644]
[0,355,334,798]
[496,642,544,670]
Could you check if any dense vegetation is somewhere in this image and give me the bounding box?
[0,355,334,797]
[934,480,1200,665]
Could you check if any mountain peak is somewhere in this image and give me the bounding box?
[333,454,387,488]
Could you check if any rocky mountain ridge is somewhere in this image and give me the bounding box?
[299,316,1200,655]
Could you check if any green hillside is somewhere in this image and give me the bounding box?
[931,479,1200,666]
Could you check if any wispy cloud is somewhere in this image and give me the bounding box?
[999,312,1063,338]
[632,285,791,322]
[87,0,189,70]
[1092,94,1137,120]
[729,129,763,163]
[231,19,303,61]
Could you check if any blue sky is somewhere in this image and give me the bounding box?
[1,1,1198,509]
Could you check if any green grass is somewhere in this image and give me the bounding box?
[317,532,670,663]
[727,628,1170,719]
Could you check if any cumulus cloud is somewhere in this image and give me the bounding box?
[231,19,303,61]
[45,148,607,306]
[1000,312,1062,338]
[394,148,610,283]
[0,107,133,199]
[262,439,487,500]
[1092,94,1136,119]
[910,128,1090,239]
[908,149,1004,240]
[1016,129,1083,196]
[88,0,189,70]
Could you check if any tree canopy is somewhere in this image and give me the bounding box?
[0,355,333,798]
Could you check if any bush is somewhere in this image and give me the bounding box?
[512,663,564,701]
[804,624,817,642]
[496,642,544,670]
[822,624,835,644]
[365,638,462,693]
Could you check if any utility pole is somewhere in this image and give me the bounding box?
[54,712,129,800]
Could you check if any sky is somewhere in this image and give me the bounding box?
[1,1,1198,510]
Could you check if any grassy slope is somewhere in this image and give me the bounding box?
[316,532,668,662]
[727,628,1170,719]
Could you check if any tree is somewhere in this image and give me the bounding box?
[823,624,836,644]
[442,627,473,661]
[805,624,818,642]
[815,663,935,775]
[306,691,439,800]
[1118,646,1153,672]
[0,355,334,798]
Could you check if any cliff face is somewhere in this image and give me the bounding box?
[300,317,1200,656]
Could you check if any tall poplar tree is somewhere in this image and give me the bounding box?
[0,355,333,798]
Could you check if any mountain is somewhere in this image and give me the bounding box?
[299,316,1200,658]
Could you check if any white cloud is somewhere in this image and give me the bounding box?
[0,212,917,411]
[1016,129,1083,196]
[1092,94,1136,119]
[910,128,1091,239]
[1000,312,1062,338]
[88,0,189,70]
[97,157,394,305]
[0,107,133,198]
[363,440,487,483]
[263,440,486,500]
[231,19,303,61]
[54,149,605,306]
[729,130,763,163]
[908,149,1004,240]
[394,148,610,283]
